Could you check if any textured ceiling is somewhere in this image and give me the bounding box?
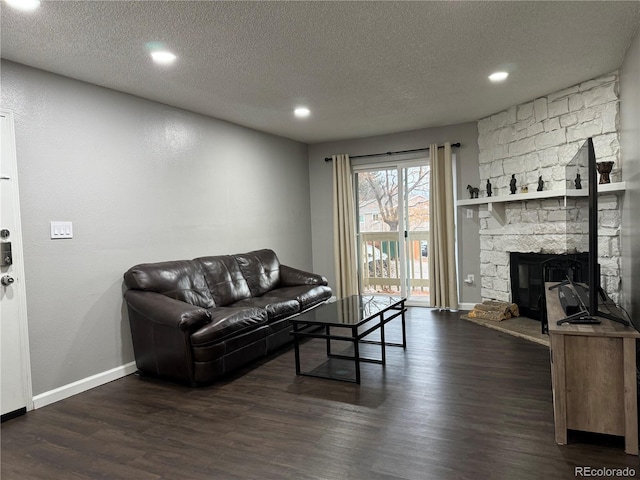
[1,1,639,144]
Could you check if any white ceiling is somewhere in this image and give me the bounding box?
[1,1,639,144]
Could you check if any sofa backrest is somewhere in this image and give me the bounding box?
[233,249,281,297]
[194,255,252,307]
[123,260,214,308]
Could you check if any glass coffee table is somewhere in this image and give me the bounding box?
[290,295,407,384]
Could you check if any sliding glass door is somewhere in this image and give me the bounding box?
[403,164,430,303]
[355,160,430,305]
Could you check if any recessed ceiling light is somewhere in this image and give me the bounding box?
[294,107,310,118]
[489,71,509,82]
[150,51,177,65]
[5,0,41,11]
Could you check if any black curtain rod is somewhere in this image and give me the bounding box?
[324,142,461,162]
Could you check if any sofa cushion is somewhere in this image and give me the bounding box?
[280,264,328,287]
[192,325,269,363]
[195,255,251,307]
[124,260,214,308]
[234,249,281,297]
[190,307,268,346]
[269,285,333,310]
[231,294,300,322]
[267,316,293,334]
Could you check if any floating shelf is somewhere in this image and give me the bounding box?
[457,182,626,225]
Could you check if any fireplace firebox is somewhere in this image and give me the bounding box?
[509,253,588,320]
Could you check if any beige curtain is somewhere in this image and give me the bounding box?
[332,154,359,298]
[428,143,459,309]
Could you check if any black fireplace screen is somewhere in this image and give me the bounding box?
[509,252,588,320]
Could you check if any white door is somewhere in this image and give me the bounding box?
[1,110,32,419]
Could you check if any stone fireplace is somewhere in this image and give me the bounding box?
[476,72,623,307]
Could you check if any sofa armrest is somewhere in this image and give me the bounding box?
[124,290,211,331]
[280,264,328,287]
[124,290,212,385]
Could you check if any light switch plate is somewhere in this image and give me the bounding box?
[466,209,473,219]
[50,221,73,239]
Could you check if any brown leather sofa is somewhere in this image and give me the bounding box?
[123,249,331,386]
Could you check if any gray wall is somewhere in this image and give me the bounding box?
[620,28,640,322]
[308,123,481,306]
[1,61,312,395]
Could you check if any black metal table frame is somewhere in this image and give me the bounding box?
[291,298,407,384]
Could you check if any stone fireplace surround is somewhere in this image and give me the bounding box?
[475,72,623,306]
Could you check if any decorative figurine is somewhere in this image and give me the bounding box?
[510,174,517,194]
[466,184,479,199]
[486,179,492,197]
[521,186,528,193]
[596,161,614,184]
[575,173,582,189]
[537,176,544,191]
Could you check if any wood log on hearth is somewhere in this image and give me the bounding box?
[473,303,511,317]
[466,300,520,322]
[467,309,509,321]
[484,300,520,317]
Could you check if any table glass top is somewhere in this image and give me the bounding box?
[291,295,404,327]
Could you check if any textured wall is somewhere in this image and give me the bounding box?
[478,72,620,194]
[0,61,312,395]
[620,28,640,322]
[476,72,623,303]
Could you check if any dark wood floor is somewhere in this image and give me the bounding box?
[2,308,639,480]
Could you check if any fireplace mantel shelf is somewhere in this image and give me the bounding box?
[457,181,626,225]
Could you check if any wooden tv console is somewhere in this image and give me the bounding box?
[545,282,639,455]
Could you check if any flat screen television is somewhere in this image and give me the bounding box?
[560,138,629,326]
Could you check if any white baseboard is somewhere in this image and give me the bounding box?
[458,302,475,311]
[32,361,137,409]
